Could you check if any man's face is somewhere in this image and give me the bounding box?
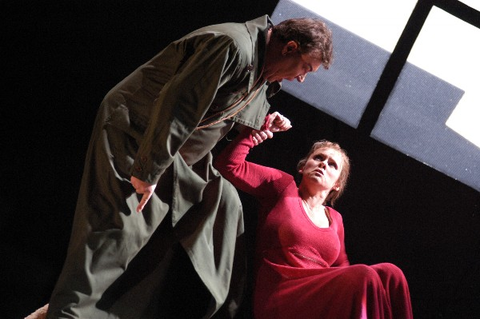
[263,41,322,83]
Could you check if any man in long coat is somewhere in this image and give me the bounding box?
[45,15,333,318]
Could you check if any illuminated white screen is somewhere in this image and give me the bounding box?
[370,6,480,191]
[408,7,480,148]
[274,0,480,191]
[459,0,480,12]
[271,0,417,128]
[292,0,480,148]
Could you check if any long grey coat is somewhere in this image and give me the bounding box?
[47,15,280,318]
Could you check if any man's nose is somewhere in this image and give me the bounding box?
[296,74,306,82]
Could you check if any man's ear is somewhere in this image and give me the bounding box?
[282,40,299,55]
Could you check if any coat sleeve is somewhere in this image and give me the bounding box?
[131,35,243,184]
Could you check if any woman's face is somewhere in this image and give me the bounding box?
[300,147,343,192]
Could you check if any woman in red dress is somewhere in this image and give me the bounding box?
[214,113,413,319]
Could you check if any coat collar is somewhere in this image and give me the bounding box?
[244,15,273,91]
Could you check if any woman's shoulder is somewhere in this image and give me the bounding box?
[277,176,300,195]
[326,206,344,222]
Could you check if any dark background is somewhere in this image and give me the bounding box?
[2,0,479,318]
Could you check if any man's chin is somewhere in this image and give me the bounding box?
[267,77,285,83]
[265,76,277,83]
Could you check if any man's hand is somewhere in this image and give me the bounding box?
[267,111,292,133]
[130,176,157,213]
[251,112,292,145]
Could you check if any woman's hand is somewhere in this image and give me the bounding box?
[251,112,292,145]
[130,176,157,213]
[251,129,274,145]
